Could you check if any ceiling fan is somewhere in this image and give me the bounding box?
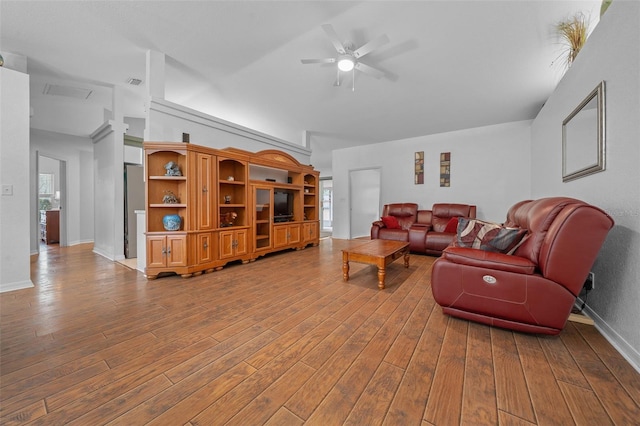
[301,24,389,90]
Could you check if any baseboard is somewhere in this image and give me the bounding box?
[0,279,34,293]
[68,239,94,246]
[92,247,114,261]
[576,298,640,374]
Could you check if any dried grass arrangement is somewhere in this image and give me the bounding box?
[556,12,590,68]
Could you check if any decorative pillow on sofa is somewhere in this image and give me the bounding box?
[455,218,527,254]
[381,216,401,229]
[444,217,459,233]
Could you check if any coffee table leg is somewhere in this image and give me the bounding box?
[342,252,350,282]
[377,267,386,290]
[404,250,410,268]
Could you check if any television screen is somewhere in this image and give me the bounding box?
[273,190,293,221]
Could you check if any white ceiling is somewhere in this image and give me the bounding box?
[1,0,601,173]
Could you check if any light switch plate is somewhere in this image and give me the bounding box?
[2,184,13,196]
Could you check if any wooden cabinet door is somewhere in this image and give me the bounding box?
[288,224,301,245]
[303,222,318,242]
[235,229,248,256]
[219,229,247,258]
[166,235,187,267]
[147,235,167,268]
[45,210,60,244]
[219,230,235,259]
[273,225,289,248]
[273,224,300,248]
[197,232,214,264]
[196,153,214,230]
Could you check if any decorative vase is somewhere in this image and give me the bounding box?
[163,214,181,231]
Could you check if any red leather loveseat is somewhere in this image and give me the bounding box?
[431,197,614,335]
[371,203,476,256]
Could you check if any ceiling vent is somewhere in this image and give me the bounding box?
[43,83,92,99]
[127,78,143,86]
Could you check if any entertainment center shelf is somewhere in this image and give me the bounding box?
[144,142,319,279]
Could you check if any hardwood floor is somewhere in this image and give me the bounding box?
[1,239,639,425]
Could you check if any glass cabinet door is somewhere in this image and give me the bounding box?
[254,187,271,250]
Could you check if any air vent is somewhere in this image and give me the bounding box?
[126,78,143,86]
[43,84,92,99]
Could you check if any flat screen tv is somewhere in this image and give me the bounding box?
[273,190,293,222]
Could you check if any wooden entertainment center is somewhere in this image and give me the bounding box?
[144,142,320,279]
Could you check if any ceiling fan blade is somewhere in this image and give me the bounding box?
[301,58,336,64]
[355,62,385,79]
[353,34,390,58]
[321,24,346,54]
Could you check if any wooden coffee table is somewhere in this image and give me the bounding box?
[342,239,410,289]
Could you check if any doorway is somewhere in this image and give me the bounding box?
[37,153,67,250]
[320,178,333,237]
[349,168,381,238]
[124,164,145,259]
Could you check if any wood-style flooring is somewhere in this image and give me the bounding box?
[1,239,639,425]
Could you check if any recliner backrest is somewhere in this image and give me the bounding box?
[508,197,614,295]
[382,203,418,230]
[431,204,476,232]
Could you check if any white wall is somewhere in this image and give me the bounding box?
[146,98,311,165]
[531,0,640,368]
[332,120,532,239]
[0,67,33,292]
[30,129,95,250]
[124,117,145,139]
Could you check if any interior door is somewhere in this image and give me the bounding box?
[125,164,145,258]
[349,168,381,238]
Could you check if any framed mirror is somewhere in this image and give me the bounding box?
[562,81,606,182]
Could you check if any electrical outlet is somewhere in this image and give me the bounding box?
[584,272,595,291]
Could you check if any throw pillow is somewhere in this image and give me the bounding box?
[444,217,459,233]
[381,216,401,229]
[455,218,527,254]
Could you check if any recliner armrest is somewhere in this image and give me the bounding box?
[441,247,536,275]
[410,223,432,231]
[371,220,385,239]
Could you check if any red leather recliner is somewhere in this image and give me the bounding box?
[370,203,418,245]
[423,204,477,256]
[431,197,614,335]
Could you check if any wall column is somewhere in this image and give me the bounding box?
[0,66,33,292]
[90,86,127,261]
[144,50,165,141]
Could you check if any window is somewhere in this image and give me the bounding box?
[39,173,54,211]
[320,178,333,231]
[39,173,54,196]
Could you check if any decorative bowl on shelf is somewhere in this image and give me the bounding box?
[162,214,181,231]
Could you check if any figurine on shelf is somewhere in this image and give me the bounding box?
[164,161,182,176]
[162,190,179,204]
[220,211,238,227]
[224,195,232,204]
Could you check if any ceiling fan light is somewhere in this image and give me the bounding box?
[337,55,355,72]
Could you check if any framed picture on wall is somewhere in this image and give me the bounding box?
[440,152,451,187]
[415,151,424,184]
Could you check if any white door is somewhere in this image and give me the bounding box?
[349,168,381,238]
